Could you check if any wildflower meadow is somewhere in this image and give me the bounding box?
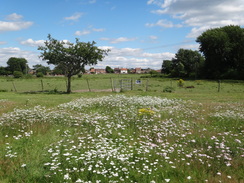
[0,94,243,183]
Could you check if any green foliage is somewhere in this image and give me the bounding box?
[77,74,82,78]
[33,64,50,75]
[7,57,28,74]
[197,25,244,79]
[0,66,9,75]
[163,86,175,93]
[105,66,114,73]
[177,79,185,87]
[13,71,23,78]
[38,34,110,93]
[36,72,44,77]
[161,60,172,74]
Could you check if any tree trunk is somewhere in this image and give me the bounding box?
[67,76,72,93]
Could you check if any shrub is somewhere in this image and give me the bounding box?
[77,74,82,78]
[36,72,44,77]
[177,79,185,87]
[13,71,23,78]
[163,86,175,93]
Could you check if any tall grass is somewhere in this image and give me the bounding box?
[0,95,243,182]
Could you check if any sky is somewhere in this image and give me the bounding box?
[0,0,244,70]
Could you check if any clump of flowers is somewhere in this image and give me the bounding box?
[177,79,185,87]
[138,108,155,117]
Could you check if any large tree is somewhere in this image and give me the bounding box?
[196,25,244,79]
[170,49,204,78]
[38,35,110,93]
[6,57,28,74]
[161,60,172,75]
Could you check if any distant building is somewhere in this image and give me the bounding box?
[114,68,120,74]
[89,68,106,74]
[120,68,128,74]
[95,69,106,74]
[135,68,142,74]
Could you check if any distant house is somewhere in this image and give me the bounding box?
[89,68,106,74]
[120,68,128,74]
[114,68,120,74]
[135,68,142,74]
[95,69,106,74]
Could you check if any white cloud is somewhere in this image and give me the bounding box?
[92,28,105,32]
[100,37,137,44]
[20,39,45,47]
[75,30,91,36]
[149,35,158,40]
[0,13,33,32]
[75,27,105,36]
[0,41,6,45]
[0,44,174,69]
[148,0,244,38]
[146,19,182,28]
[0,47,43,67]
[6,13,23,21]
[64,12,83,21]
[97,46,174,69]
[0,21,33,32]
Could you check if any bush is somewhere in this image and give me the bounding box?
[163,86,175,93]
[177,79,185,87]
[36,72,44,77]
[13,71,23,78]
[77,74,82,78]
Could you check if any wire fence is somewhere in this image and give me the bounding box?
[0,77,244,93]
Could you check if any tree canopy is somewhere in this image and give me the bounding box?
[105,66,114,73]
[162,49,204,78]
[38,34,110,93]
[196,25,244,79]
[6,57,28,74]
[33,64,51,75]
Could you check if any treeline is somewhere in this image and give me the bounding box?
[0,57,52,78]
[162,25,244,80]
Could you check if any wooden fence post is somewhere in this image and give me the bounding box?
[41,79,44,92]
[12,81,17,92]
[218,80,221,92]
[146,79,149,91]
[86,79,91,92]
[110,77,114,92]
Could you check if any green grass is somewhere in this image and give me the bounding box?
[0,76,243,183]
[0,75,244,94]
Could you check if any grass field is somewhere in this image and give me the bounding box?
[0,75,243,182]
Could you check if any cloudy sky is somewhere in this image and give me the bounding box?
[0,0,243,69]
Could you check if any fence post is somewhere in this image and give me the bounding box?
[218,80,221,92]
[131,78,133,90]
[41,79,44,92]
[110,77,114,92]
[12,81,17,92]
[86,79,91,92]
[146,79,149,91]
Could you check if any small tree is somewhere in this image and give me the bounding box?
[7,57,28,74]
[38,34,110,93]
[105,66,114,73]
[33,64,50,75]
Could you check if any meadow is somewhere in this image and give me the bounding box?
[0,75,243,183]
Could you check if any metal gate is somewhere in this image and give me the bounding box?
[113,79,133,91]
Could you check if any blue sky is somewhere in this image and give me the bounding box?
[1,0,244,69]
